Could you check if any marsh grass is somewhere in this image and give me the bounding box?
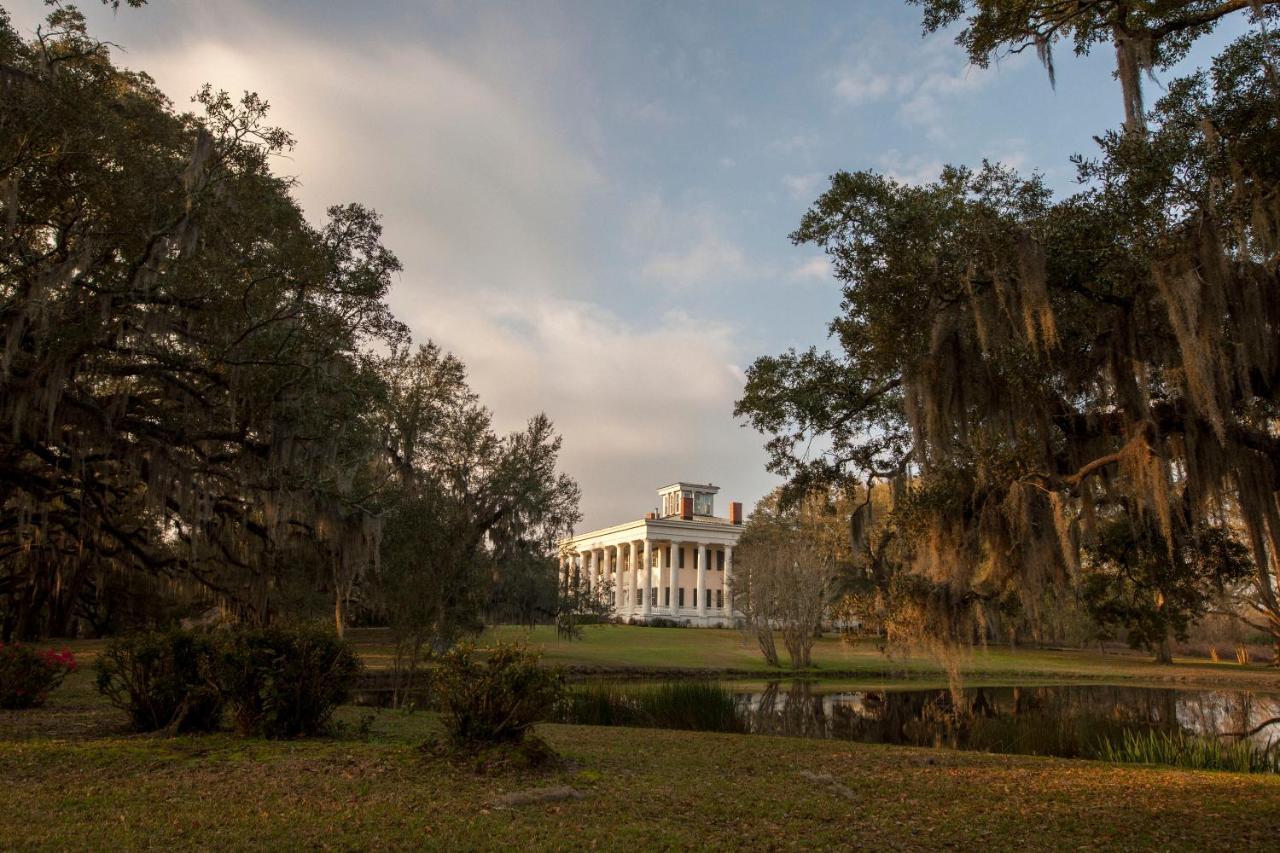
[559,682,744,732]
[1096,729,1280,774]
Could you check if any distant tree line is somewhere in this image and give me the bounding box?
[0,3,579,643]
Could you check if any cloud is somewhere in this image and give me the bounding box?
[782,172,825,201]
[789,256,831,282]
[419,291,765,529]
[768,131,821,154]
[830,33,1006,139]
[831,61,898,105]
[629,194,751,289]
[877,150,945,186]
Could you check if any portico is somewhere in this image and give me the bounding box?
[558,482,744,627]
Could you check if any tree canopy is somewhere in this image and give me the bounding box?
[737,15,1280,653]
[911,0,1280,129]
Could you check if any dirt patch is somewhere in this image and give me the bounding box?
[799,769,859,801]
[492,785,585,808]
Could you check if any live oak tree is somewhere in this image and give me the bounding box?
[0,5,404,637]
[737,14,1280,657]
[911,0,1280,131]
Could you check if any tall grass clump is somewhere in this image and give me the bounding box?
[1096,729,1279,774]
[560,681,744,733]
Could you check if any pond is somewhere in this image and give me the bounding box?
[728,682,1280,761]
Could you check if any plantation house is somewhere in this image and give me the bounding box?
[559,482,743,627]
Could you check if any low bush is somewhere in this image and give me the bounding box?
[95,629,222,732]
[434,642,565,748]
[212,623,361,738]
[0,644,76,709]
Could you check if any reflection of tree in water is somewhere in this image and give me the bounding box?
[736,683,1280,759]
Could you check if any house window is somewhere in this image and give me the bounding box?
[638,589,644,605]
[676,546,684,569]
[678,588,685,607]
[664,588,670,606]
[716,550,724,570]
[717,589,724,609]
[694,491,714,516]
[704,589,711,608]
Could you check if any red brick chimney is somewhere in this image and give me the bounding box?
[681,496,693,520]
[730,501,743,525]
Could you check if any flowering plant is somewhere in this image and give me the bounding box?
[0,643,78,709]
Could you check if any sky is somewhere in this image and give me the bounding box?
[7,1,1252,532]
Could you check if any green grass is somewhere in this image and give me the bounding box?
[459,625,1280,690]
[37,626,1280,691]
[3,670,1280,850]
[559,681,743,732]
[1097,729,1280,774]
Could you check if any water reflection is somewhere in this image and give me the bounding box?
[735,683,1280,760]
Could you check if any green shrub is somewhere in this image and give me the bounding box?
[0,644,77,709]
[212,624,361,738]
[434,642,565,748]
[95,629,223,732]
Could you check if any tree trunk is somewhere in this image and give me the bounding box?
[1154,632,1173,665]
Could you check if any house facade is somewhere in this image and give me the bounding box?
[559,482,744,627]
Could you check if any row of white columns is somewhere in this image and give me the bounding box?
[559,540,735,621]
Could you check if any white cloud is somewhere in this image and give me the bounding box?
[628,194,751,289]
[789,256,831,282]
[782,172,825,201]
[830,33,1008,138]
[768,131,821,154]
[418,292,765,530]
[831,60,897,105]
[877,150,945,186]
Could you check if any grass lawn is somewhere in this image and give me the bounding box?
[3,666,1280,851]
[342,624,1280,691]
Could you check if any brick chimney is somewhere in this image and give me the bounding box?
[681,496,693,520]
[730,501,743,525]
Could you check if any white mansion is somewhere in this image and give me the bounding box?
[559,482,744,627]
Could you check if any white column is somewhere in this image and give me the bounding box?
[696,542,707,617]
[614,545,625,613]
[669,543,680,614]
[656,544,668,612]
[604,546,615,614]
[642,539,653,618]
[724,544,734,618]
[629,541,640,615]
[626,543,635,613]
